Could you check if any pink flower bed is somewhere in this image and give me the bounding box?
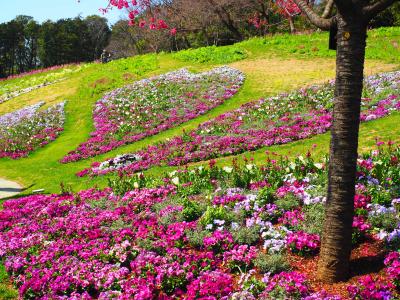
[80,71,400,177]
[0,102,66,159]
[61,66,244,162]
[2,143,400,298]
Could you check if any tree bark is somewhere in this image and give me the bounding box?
[317,13,367,283]
[288,16,296,33]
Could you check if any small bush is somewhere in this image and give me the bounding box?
[231,225,261,245]
[256,187,276,205]
[275,194,300,211]
[254,252,291,274]
[368,211,398,232]
[199,205,234,227]
[186,227,210,248]
[182,198,207,222]
[301,203,325,235]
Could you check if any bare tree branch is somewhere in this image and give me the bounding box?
[292,0,333,30]
[321,0,335,18]
[363,0,399,19]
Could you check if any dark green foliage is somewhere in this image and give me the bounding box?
[275,194,300,211]
[182,198,206,222]
[301,203,325,235]
[0,15,110,78]
[231,225,261,245]
[256,187,277,205]
[368,211,398,232]
[254,252,291,274]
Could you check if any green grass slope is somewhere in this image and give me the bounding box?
[0,27,399,198]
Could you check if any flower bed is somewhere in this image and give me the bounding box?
[61,66,244,162]
[0,79,66,104]
[2,142,400,298]
[0,64,85,103]
[81,71,400,177]
[0,101,66,159]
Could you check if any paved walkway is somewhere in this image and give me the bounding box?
[0,178,22,199]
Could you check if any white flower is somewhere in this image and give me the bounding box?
[223,166,233,173]
[314,163,323,169]
[245,164,255,171]
[171,177,180,185]
[214,219,225,225]
[133,182,139,189]
[169,171,177,177]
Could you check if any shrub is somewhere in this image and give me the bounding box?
[231,225,261,245]
[275,194,300,211]
[301,203,325,235]
[173,45,247,64]
[254,252,291,274]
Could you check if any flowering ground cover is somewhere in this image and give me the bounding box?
[0,64,86,104]
[61,66,244,163]
[1,142,400,299]
[81,71,400,177]
[0,101,66,159]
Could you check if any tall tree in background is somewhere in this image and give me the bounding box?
[84,15,111,60]
[290,0,399,282]
[0,15,111,77]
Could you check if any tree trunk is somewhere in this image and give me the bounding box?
[288,16,296,33]
[317,14,367,283]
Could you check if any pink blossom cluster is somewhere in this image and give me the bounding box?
[203,230,234,253]
[261,271,310,298]
[347,275,394,300]
[185,271,234,299]
[213,194,246,205]
[354,193,371,209]
[286,231,320,255]
[222,244,258,270]
[278,209,304,228]
[353,215,371,232]
[384,251,400,289]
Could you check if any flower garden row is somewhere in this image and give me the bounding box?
[0,63,85,100]
[0,101,66,159]
[79,70,400,177]
[0,78,66,104]
[61,66,244,162]
[1,142,400,299]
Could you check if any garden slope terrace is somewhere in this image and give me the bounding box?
[0,28,398,196]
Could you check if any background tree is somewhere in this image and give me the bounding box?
[0,15,111,78]
[84,15,111,60]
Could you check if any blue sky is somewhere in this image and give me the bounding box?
[0,0,126,24]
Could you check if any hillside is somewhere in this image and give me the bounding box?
[0,27,399,299]
[0,27,398,196]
